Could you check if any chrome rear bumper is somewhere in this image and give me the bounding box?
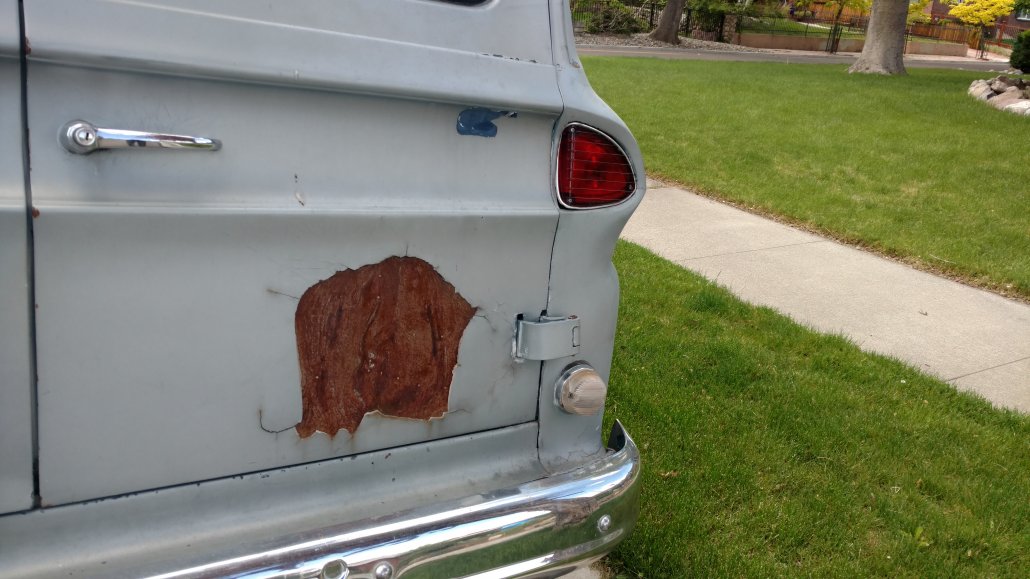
[149,421,640,579]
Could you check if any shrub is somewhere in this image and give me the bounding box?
[1011,30,1030,73]
[585,0,646,34]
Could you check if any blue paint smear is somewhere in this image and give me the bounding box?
[456,108,517,138]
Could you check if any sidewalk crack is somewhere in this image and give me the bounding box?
[946,355,1030,382]
[681,240,825,261]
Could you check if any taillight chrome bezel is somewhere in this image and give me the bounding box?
[554,122,638,211]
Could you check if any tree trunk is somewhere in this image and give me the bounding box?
[649,0,686,44]
[849,0,908,74]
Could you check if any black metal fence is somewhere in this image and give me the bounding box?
[741,16,975,45]
[741,16,865,39]
[683,9,727,42]
[571,1,977,49]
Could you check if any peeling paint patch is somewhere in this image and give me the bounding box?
[456,108,517,138]
[294,256,475,438]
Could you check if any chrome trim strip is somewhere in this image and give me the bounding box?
[146,421,640,579]
[553,122,640,211]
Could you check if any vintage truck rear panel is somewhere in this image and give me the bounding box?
[1,0,645,576]
[24,0,562,505]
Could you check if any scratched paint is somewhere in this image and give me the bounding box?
[294,256,475,437]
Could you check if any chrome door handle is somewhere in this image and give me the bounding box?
[59,120,222,154]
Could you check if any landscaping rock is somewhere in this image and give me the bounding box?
[992,87,1024,108]
[968,80,995,101]
[968,76,1030,116]
[1003,101,1030,116]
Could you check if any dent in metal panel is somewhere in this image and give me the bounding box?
[295,257,476,437]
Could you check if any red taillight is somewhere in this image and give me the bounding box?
[556,124,635,209]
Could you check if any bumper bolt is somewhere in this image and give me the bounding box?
[597,514,612,533]
[321,559,348,579]
[373,562,394,579]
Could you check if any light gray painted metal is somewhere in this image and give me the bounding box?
[26,2,560,503]
[0,424,545,578]
[24,0,562,113]
[0,0,18,55]
[0,18,35,512]
[536,0,647,472]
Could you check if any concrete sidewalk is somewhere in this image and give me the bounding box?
[622,181,1030,412]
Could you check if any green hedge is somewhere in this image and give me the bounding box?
[584,0,646,34]
[1011,30,1030,73]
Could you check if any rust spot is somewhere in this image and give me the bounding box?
[31,206,39,219]
[294,256,475,438]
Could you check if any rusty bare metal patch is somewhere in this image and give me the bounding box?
[294,256,475,438]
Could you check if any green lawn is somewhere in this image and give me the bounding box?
[583,58,1030,299]
[604,241,1030,577]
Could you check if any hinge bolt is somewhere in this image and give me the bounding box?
[597,514,612,533]
[373,562,394,579]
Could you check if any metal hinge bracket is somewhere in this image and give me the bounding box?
[513,315,580,361]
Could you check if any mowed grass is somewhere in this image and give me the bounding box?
[604,241,1030,577]
[583,58,1030,299]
